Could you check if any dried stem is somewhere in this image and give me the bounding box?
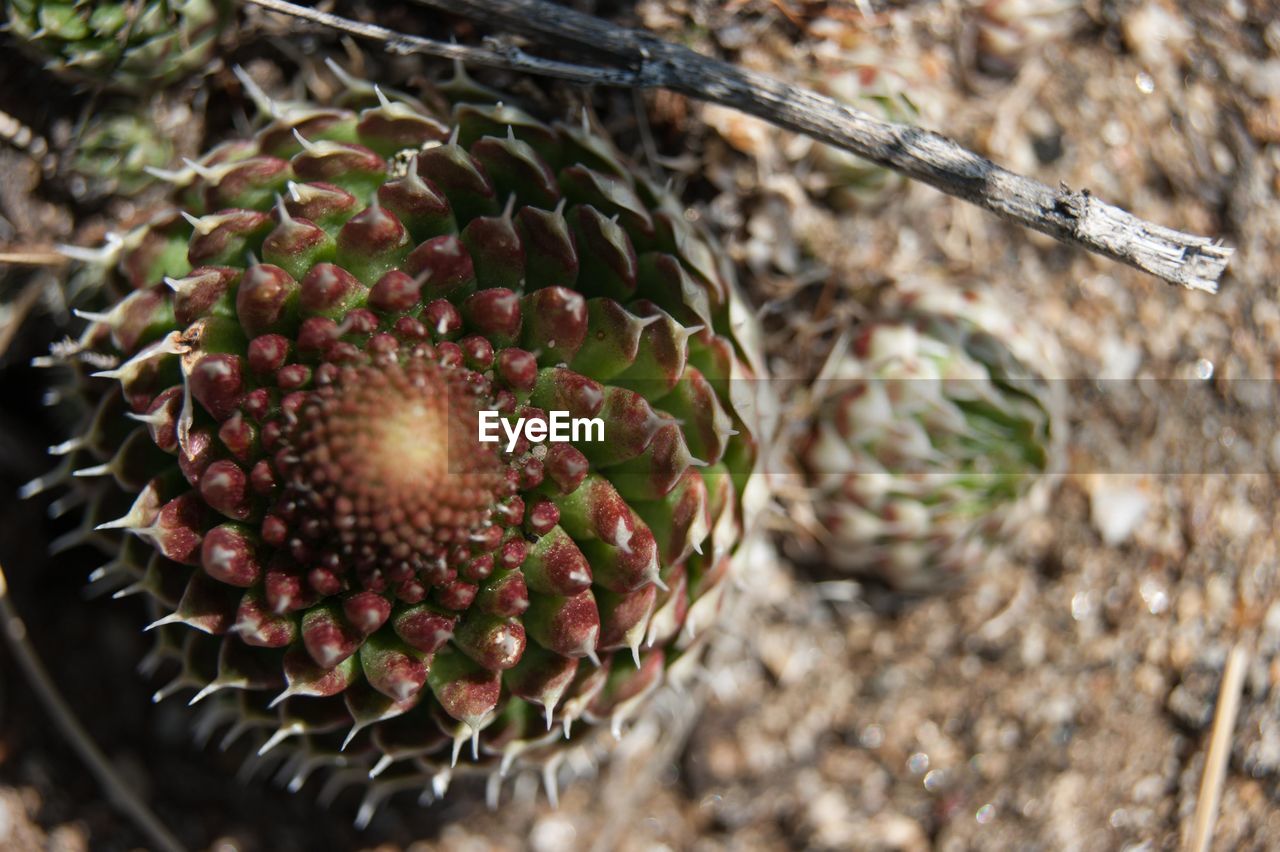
[1188,641,1248,852]
[0,561,187,852]
[245,0,1232,291]
[0,252,70,267]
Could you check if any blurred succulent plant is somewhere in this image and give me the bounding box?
[971,0,1084,79]
[30,67,773,816]
[794,279,1063,592]
[63,109,175,199]
[804,64,921,208]
[5,0,229,91]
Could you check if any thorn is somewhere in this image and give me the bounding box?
[71,463,111,479]
[273,193,292,224]
[485,772,502,810]
[369,754,394,778]
[143,613,182,632]
[233,65,280,118]
[19,465,67,499]
[499,744,520,778]
[543,759,561,809]
[181,157,220,181]
[87,561,119,584]
[47,492,85,520]
[188,682,224,705]
[432,769,452,800]
[47,437,85,456]
[125,409,168,427]
[257,726,294,757]
[143,164,188,183]
[286,771,308,794]
[48,526,90,556]
[56,233,123,265]
[611,517,633,555]
[71,307,112,324]
[292,128,317,152]
[218,721,251,752]
[152,678,187,703]
[374,84,393,109]
[354,797,377,831]
[111,581,149,600]
[268,686,297,709]
[450,731,465,768]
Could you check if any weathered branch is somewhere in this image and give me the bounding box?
[245,0,1233,292]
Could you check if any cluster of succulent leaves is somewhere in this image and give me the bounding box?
[6,0,228,91]
[65,110,175,199]
[797,281,1060,591]
[37,70,768,808]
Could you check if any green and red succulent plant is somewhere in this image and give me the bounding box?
[31,69,773,815]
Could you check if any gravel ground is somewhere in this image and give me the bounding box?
[0,1,1278,849]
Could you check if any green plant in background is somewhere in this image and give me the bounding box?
[794,279,1063,592]
[806,64,921,207]
[5,0,229,91]
[64,109,175,199]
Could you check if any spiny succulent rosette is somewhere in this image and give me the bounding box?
[796,280,1061,592]
[5,0,228,91]
[31,76,771,816]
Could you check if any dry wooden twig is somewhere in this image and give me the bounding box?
[245,0,1232,292]
[1188,642,1248,852]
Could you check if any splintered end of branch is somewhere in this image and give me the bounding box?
[1164,239,1233,295]
[1060,190,1233,293]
